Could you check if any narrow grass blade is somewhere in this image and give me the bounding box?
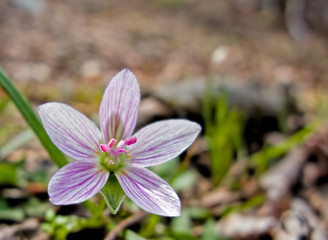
[0,69,100,214]
[0,129,35,159]
[0,69,68,167]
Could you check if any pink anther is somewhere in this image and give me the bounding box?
[100,144,109,152]
[108,138,116,148]
[124,137,137,145]
[118,149,128,154]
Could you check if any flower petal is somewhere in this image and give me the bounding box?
[128,119,201,167]
[48,161,109,205]
[116,167,180,216]
[99,69,140,142]
[38,103,101,161]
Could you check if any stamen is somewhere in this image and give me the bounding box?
[118,149,128,154]
[124,137,137,145]
[108,138,116,148]
[100,144,109,152]
[116,140,125,149]
[100,137,132,165]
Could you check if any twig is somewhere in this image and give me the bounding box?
[104,211,149,240]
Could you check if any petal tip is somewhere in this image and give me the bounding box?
[165,205,181,217]
[189,120,202,132]
[37,102,50,114]
[116,68,136,80]
[100,68,140,141]
[121,67,131,74]
[36,105,42,113]
[48,197,63,206]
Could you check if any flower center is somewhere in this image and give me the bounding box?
[99,137,136,172]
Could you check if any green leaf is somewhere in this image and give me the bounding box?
[0,69,68,168]
[251,122,315,175]
[124,230,147,240]
[0,207,25,221]
[0,199,24,221]
[171,210,192,233]
[100,174,125,214]
[0,129,35,159]
[0,69,97,216]
[203,90,243,185]
[0,163,18,185]
[150,157,178,180]
[0,96,9,113]
[171,169,197,192]
[188,207,211,219]
[201,219,218,240]
[170,232,196,240]
[139,214,160,237]
[24,197,49,217]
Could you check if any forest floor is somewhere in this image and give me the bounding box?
[1,0,328,239]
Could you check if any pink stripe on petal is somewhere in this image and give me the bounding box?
[99,69,140,142]
[116,167,180,217]
[48,161,109,205]
[38,103,101,161]
[128,120,201,167]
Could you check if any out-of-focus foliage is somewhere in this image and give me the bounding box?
[203,90,244,185]
[124,230,147,240]
[0,163,18,186]
[0,69,68,168]
[201,219,219,240]
[251,122,316,175]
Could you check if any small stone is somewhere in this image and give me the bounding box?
[10,0,46,14]
[216,213,276,238]
[137,97,172,127]
[81,60,102,79]
[211,45,229,65]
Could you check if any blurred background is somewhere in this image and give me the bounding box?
[1,0,328,239]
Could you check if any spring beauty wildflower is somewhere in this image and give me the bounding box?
[38,69,201,217]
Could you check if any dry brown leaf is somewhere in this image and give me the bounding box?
[260,146,308,201]
[216,213,277,238]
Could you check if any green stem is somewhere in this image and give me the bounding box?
[0,69,68,168]
[0,69,101,215]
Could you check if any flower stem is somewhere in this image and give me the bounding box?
[0,69,68,168]
[0,69,98,214]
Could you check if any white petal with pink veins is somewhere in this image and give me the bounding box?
[48,161,109,205]
[116,167,180,217]
[128,119,201,167]
[38,103,101,161]
[99,69,140,142]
